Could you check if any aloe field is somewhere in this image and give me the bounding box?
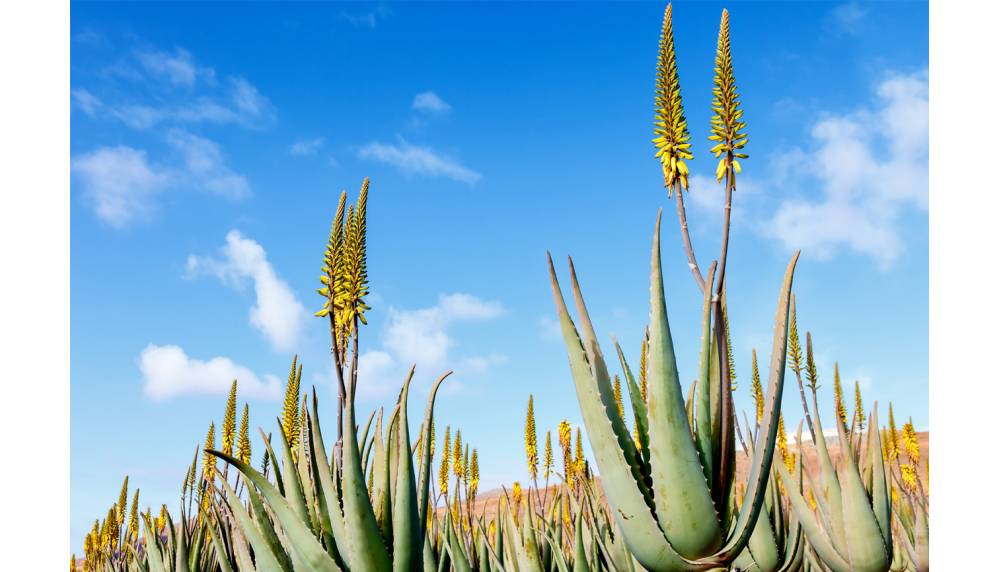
[73,4,929,572]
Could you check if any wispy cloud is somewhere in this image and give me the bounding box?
[412,91,451,115]
[82,49,274,130]
[348,293,505,397]
[72,130,250,227]
[289,137,326,156]
[136,47,215,87]
[72,146,170,227]
[186,230,308,352]
[763,70,928,269]
[139,344,281,400]
[338,5,391,29]
[359,139,481,184]
[828,2,869,35]
[166,129,250,199]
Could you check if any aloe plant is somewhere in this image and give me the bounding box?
[548,208,800,571]
[774,380,894,572]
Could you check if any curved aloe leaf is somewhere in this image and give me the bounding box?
[220,480,286,572]
[392,368,421,571]
[207,449,342,571]
[418,372,453,539]
[548,252,705,572]
[645,213,723,558]
[713,251,800,561]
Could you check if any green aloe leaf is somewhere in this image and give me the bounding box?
[392,369,421,571]
[644,213,723,558]
[713,252,799,561]
[695,263,719,487]
[206,449,342,571]
[220,480,286,572]
[548,251,703,572]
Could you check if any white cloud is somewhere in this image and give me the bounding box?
[72,89,102,116]
[72,131,250,227]
[338,6,391,29]
[82,47,273,130]
[72,146,170,227]
[829,2,868,35]
[763,70,928,269]
[359,139,481,184]
[166,129,251,199]
[136,47,213,87]
[186,231,307,352]
[412,91,451,114]
[289,137,326,156]
[351,293,504,397]
[139,344,281,400]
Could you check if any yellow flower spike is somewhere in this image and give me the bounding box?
[338,178,371,333]
[453,429,464,479]
[807,489,818,511]
[805,332,819,391]
[613,375,625,421]
[470,449,480,498]
[237,403,252,465]
[317,190,347,318]
[281,356,301,452]
[902,419,920,464]
[127,488,139,542]
[887,403,900,462]
[900,463,918,492]
[525,395,538,480]
[439,426,451,497]
[750,348,764,424]
[559,419,573,488]
[543,431,553,479]
[787,295,803,375]
[776,414,794,473]
[574,427,585,478]
[653,3,693,194]
[833,362,848,426]
[853,380,865,431]
[463,445,471,484]
[202,421,217,485]
[512,481,523,508]
[710,9,748,182]
[222,379,237,457]
[116,476,129,528]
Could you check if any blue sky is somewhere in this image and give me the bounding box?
[70,0,927,550]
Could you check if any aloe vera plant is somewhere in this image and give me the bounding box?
[548,209,800,571]
[774,378,894,572]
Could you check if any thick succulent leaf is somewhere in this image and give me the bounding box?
[774,459,851,572]
[744,502,779,572]
[245,476,294,572]
[417,372,452,537]
[340,367,393,569]
[273,417,310,527]
[446,512,474,572]
[207,450,342,571]
[694,263,719,488]
[866,406,892,554]
[574,506,591,572]
[206,512,235,572]
[221,480,285,572]
[307,390,348,564]
[644,213,722,558]
[613,340,651,471]
[714,252,799,561]
[834,407,889,571]
[808,392,847,554]
[549,253,713,572]
[141,513,168,572]
[392,369,422,571]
